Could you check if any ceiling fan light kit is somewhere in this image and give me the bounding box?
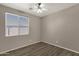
[29,3,47,13]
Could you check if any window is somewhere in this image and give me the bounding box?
[5,13,29,36]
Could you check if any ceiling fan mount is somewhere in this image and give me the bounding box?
[29,3,47,13]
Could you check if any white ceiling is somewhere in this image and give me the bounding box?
[1,3,77,17]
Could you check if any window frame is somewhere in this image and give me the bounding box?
[5,12,29,37]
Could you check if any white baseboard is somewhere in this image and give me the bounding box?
[43,41,79,54]
[0,41,79,54]
[0,41,40,54]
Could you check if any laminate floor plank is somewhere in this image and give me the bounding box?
[0,42,79,56]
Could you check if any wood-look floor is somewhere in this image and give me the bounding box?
[0,42,79,56]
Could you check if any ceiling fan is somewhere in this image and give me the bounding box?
[29,3,47,13]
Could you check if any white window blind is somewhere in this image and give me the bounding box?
[5,12,29,37]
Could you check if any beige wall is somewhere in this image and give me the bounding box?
[1,4,79,53]
[41,4,79,52]
[0,5,40,53]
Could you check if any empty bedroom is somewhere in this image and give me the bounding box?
[0,3,79,56]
